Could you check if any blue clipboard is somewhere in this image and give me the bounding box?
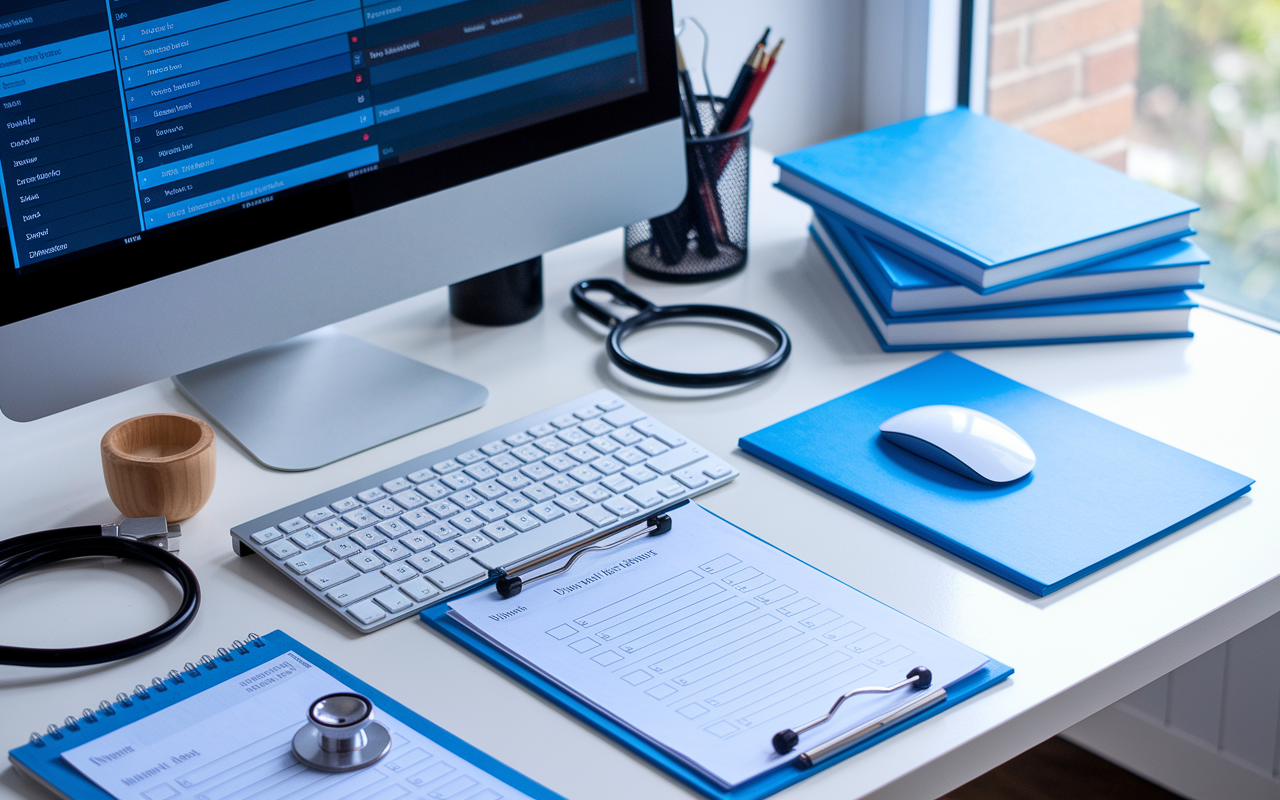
[420,508,1013,800]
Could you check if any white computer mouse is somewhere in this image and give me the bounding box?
[878,405,1035,484]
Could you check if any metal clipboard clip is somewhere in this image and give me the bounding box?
[772,667,946,769]
[495,499,689,598]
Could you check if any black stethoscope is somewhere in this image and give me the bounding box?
[571,279,791,388]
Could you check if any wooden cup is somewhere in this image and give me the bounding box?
[101,413,216,522]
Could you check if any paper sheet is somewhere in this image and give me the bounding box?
[61,652,534,800]
[447,504,988,788]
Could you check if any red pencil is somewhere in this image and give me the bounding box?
[726,39,781,133]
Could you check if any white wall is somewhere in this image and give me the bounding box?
[668,0,864,154]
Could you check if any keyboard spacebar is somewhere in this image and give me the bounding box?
[473,515,595,571]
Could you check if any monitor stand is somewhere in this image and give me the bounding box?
[173,327,488,472]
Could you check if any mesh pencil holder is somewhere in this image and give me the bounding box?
[625,98,750,282]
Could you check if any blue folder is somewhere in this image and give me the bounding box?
[738,353,1254,596]
[8,630,565,800]
[421,509,1013,800]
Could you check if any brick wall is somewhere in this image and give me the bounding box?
[987,0,1141,170]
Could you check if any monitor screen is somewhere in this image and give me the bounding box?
[0,0,674,326]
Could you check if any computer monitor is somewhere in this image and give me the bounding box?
[0,0,685,469]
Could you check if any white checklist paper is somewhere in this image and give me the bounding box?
[61,652,533,800]
[448,504,989,788]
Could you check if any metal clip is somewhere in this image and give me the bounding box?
[102,517,182,553]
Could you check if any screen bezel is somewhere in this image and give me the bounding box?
[0,0,678,328]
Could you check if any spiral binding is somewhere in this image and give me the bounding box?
[27,634,263,747]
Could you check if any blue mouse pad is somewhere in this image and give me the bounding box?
[738,353,1254,595]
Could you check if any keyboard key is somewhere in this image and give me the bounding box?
[307,561,359,589]
[373,588,414,614]
[285,549,335,575]
[398,532,434,552]
[369,499,404,519]
[425,522,460,542]
[483,522,518,541]
[475,480,508,500]
[544,474,577,493]
[567,445,598,463]
[327,573,392,606]
[480,440,509,455]
[574,405,603,419]
[475,503,508,522]
[704,461,733,479]
[520,463,555,481]
[647,445,709,475]
[266,540,301,559]
[512,444,543,463]
[312,521,351,541]
[604,498,640,518]
[325,537,363,558]
[634,419,688,447]
[376,519,411,538]
[357,488,387,503]
[544,453,577,472]
[611,428,644,446]
[489,453,522,472]
[675,467,709,489]
[578,484,612,503]
[601,474,635,494]
[279,517,309,533]
[460,533,492,552]
[656,481,686,499]
[450,513,484,533]
[383,563,417,583]
[426,500,459,518]
[349,553,385,572]
[589,437,621,454]
[425,559,487,591]
[401,509,435,529]
[569,465,602,484]
[305,507,335,524]
[392,490,428,510]
[592,457,625,475]
[472,508,596,570]
[579,505,618,527]
[498,471,531,490]
[639,439,669,456]
[432,459,463,475]
[375,543,411,562]
[499,494,532,512]
[347,599,386,625]
[535,436,568,454]
[291,528,329,549]
[417,481,451,500]
[508,512,541,532]
[527,423,556,437]
[408,552,442,573]
[407,468,435,484]
[449,490,483,510]
[597,396,625,411]
[626,488,663,508]
[250,527,283,545]
[383,477,412,493]
[343,509,378,529]
[523,485,556,503]
[623,466,658,484]
[614,447,647,466]
[464,463,498,481]
[603,407,645,427]
[352,529,388,549]
[442,473,475,491]
[330,497,360,513]
[580,418,612,437]
[504,431,534,446]
[401,577,441,602]
[434,542,470,562]
[456,449,485,465]
[555,493,589,512]
[550,414,579,429]
[557,428,591,446]
[530,503,564,522]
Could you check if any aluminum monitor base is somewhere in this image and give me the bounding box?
[173,328,488,471]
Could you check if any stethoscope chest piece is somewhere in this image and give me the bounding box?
[292,692,392,772]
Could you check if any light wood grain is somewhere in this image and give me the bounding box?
[100,413,216,522]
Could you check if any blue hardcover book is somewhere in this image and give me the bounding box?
[738,353,1255,595]
[815,209,1207,316]
[776,109,1198,293]
[810,214,1196,351]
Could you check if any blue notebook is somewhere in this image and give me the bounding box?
[421,503,1013,800]
[776,109,1198,293]
[815,209,1207,316]
[8,630,565,800]
[738,353,1254,595]
[810,215,1196,351]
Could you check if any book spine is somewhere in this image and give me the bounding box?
[24,634,268,749]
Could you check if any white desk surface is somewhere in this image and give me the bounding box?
[3,152,1279,800]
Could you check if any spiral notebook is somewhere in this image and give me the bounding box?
[8,630,564,800]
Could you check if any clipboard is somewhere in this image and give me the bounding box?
[420,505,1013,800]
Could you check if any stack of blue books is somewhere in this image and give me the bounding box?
[777,109,1207,350]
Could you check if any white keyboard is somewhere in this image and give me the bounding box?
[231,390,738,632]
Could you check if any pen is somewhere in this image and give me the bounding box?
[726,38,782,134]
[719,44,765,134]
[675,40,724,253]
